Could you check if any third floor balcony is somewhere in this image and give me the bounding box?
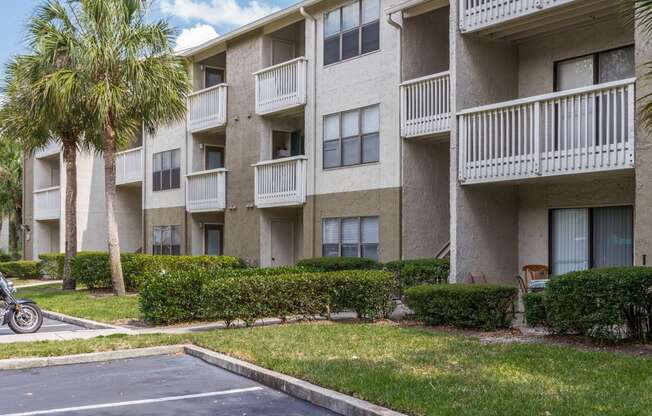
[254,58,307,116]
[458,78,635,184]
[188,84,228,133]
[400,71,450,138]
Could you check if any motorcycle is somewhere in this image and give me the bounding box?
[0,272,43,334]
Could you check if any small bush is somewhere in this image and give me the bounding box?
[38,253,65,279]
[140,269,395,325]
[0,251,13,263]
[297,257,381,272]
[523,292,547,327]
[405,284,517,330]
[384,258,449,296]
[543,267,652,341]
[0,260,41,279]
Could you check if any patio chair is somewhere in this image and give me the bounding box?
[518,264,550,293]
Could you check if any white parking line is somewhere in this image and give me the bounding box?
[0,387,264,416]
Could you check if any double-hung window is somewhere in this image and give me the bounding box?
[324,105,379,168]
[550,206,633,276]
[153,149,181,191]
[324,0,380,65]
[322,216,379,260]
[152,225,181,256]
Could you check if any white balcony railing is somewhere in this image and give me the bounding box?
[116,147,143,185]
[254,58,307,116]
[34,186,61,220]
[186,169,227,213]
[35,140,61,159]
[400,71,450,138]
[458,78,635,184]
[188,84,227,133]
[459,0,576,33]
[254,156,307,208]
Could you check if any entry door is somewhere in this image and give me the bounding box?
[271,220,294,266]
[204,224,223,255]
[205,67,225,88]
[205,146,224,170]
[271,39,295,65]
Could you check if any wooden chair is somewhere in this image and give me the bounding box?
[518,264,550,292]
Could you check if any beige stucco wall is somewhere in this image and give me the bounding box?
[402,6,450,81]
[144,121,187,210]
[187,211,225,255]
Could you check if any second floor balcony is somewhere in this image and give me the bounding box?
[34,186,61,221]
[188,84,228,133]
[254,58,307,116]
[186,169,227,213]
[400,71,450,138]
[116,147,143,186]
[458,78,636,185]
[254,156,307,208]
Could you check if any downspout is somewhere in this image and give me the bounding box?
[141,122,146,253]
[300,6,317,258]
[387,11,403,260]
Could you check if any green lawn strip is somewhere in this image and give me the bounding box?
[16,284,140,324]
[1,323,650,416]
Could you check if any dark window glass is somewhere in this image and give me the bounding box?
[342,137,360,165]
[361,244,379,261]
[321,217,379,259]
[361,21,379,54]
[323,140,340,168]
[341,30,360,60]
[323,105,379,169]
[322,244,340,257]
[361,133,379,163]
[152,149,181,192]
[599,46,635,84]
[324,37,340,66]
[205,67,224,88]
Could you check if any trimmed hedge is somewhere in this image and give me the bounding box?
[405,284,517,330]
[70,252,246,291]
[140,269,395,325]
[297,257,381,272]
[0,260,41,279]
[543,267,652,341]
[38,253,65,279]
[523,292,547,327]
[384,258,449,296]
[0,251,13,263]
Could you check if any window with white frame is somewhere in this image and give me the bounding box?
[152,225,181,255]
[153,149,181,191]
[324,104,379,168]
[322,216,379,260]
[323,0,380,65]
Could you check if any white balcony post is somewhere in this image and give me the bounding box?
[400,71,450,138]
[533,101,541,175]
[254,57,308,115]
[186,169,227,212]
[253,156,307,208]
[115,147,143,185]
[34,186,61,220]
[188,84,228,133]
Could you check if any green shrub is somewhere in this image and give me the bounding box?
[384,258,449,296]
[523,292,547,327]
[0,260,41,279]
[543,267,652,341]
[38,253,65,279]
[0,251,13,263]
[405,284,517,330]
[140,269,395,325]
[297,257,380,272]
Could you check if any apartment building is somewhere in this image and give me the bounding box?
[22,0,651,283]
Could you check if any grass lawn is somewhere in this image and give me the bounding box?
[1,323,649,416]
[17,284,140,324]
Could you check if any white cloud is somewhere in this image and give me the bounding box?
[161,0,280,28]
[174,23,219,51]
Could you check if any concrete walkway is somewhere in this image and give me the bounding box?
[14,280,62,288]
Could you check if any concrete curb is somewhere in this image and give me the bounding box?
[0,345,183,370]
[184,345,407,416]
[42,310,128,331]
[14,280,63,289]
[0,344,408,416]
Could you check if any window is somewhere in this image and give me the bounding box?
[152,225,181,256]
[323,104,379,168]
[204,224,223,255]
[204,146,224,170]
[323,0,379,65]
[555,45,634,92]
[153,149,181,191]
[322,216,379,260]
[205,67,225,88]
[550,206,633,276]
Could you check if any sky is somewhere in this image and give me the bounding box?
[0,0,298,68]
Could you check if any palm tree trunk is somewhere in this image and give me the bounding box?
[103,123,125,296]
[62,141,77,291]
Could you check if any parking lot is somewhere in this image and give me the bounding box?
[0,317,86,336]
[0,354,340,415]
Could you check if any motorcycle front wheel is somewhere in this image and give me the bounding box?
[8,303,43,334]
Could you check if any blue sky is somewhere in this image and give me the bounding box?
[0,0,298,68]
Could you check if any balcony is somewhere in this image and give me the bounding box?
[254,156,307,208]
[116,147,143,185]
[400,71,450,138]
[186,169,227,213]
[35,140,60,159]
[34,186,61,220]
[254,58,307,116]
[188,84,227,133]
[458,0,616,40]
[458,78,635,185]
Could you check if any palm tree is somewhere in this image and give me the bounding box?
[34,0,190,295]
[634,0,652,126]
[0,5,93,290]
[0,137,23,259]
